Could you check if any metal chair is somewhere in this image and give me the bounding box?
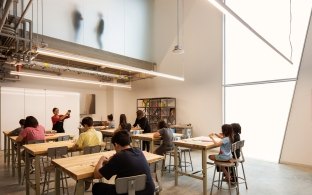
[115,174,146,195]
[57,135,70,141]
[83,145,101,154]
[234,140,248,189]
[210,142,240,195]
[42,146,69,195]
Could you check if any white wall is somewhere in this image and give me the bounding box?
[280,12,312,166]
[111,0,224,136]
[22,0,152,61]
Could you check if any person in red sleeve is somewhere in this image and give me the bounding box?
[51,107,70,133]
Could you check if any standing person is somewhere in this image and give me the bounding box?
[51,108,70,133]
[153,120,174,155]
[92,130,155,195]
[133,110,151,152]
[8,119,26,136]
[208,124,234,181]
[16,116,45,144]
[116,114,131,132]
[73,116,102,191]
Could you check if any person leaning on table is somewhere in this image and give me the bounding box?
[8,119,26,136]
[153,120,174,155]
[74,116,103,191]
[93,130,155,195]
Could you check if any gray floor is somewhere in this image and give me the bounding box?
[0,150,312,195]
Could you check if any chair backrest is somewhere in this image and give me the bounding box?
[57,135,70,141]
[47,146,68,159]
[83,145,101,155]
[27,139,45,144]
[232,140,245,161]
[115,174,147,195]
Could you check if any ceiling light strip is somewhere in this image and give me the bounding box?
[10,71,131,89]
[37,48,185,81]
[208,0,293,64]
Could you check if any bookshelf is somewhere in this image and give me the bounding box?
[137,97,176,131]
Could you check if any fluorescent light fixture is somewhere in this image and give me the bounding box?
[37,48,185,81]
[10,71,131,89]
[207,0,293,64]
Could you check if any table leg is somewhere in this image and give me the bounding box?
[151,140,154,153]
[35,155,41,194]
[55,167,61,195]
[174,145,178,186]
[7,137,11,167]
[25,152,30,195]
[202,149,208,195]
[4,134,7,163]
[76,180,85,195]
[12,141,15,177]
[17,143,21,184]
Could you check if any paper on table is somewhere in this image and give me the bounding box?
[191,136,212,142]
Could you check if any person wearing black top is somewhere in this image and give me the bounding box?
[117,114,132,132]
[133,110,151,152]
[93,131,155,195]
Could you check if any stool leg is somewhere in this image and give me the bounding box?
[210,167,217,195]
[183,151,187,172]
[241,162,248,189]
[188,150,193,171]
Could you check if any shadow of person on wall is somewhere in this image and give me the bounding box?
[72,9,83,42]
[96,13,104,49]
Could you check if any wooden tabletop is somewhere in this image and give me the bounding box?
[170,125,192,129]
[3,131,10,135]
[100,129,145,136]
[131,132,184,141]
[52,150,164,180]
[9,133,72,142]
[23,140,75,156]
[173,136,220,150]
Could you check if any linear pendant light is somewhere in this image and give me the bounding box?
[10,71,131,89]
[207,0,293,64]
[36,48,185,81]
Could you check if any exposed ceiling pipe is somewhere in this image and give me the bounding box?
[15,0,33,30]
[0,0,13,32]
[32,61,128,79]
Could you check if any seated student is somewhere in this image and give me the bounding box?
[8,119,26,136]
[153,120,174,155]
[74,116,102,191]
[16,116,45,144]
[103,114,115,129]
[116,114,132,132]
[74,117,102,150]
[92,130,155,195]
[208,124,234,182]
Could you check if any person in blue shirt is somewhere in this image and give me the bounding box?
[208,124,234,181]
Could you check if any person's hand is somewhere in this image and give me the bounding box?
[209,133,214,138]
[100,156,109,164]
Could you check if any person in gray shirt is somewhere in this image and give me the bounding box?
[8,119,25,136]
[153,120,174,155]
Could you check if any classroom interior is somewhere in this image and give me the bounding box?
[1,0,312,194]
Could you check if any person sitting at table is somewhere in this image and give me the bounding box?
[8,119,26,136]
[74,116,103,191]
[208,124,234,182]
[153,120,174,155]
[116,114,132,132]
[16,116,45,144]
[16,116,46,167]
[133,110,151,152]
[103,114,115,129]
[74,116,102,150]
[93,130,155,195]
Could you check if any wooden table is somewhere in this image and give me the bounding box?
[23,140,75,195]
[3,131,10,165]
[131,133,183,152]
[173,136,219,195]
[52,151,164,195]
[9,133,72,185]
[100,128,144,137]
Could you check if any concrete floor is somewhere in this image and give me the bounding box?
[0,150,312,195]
